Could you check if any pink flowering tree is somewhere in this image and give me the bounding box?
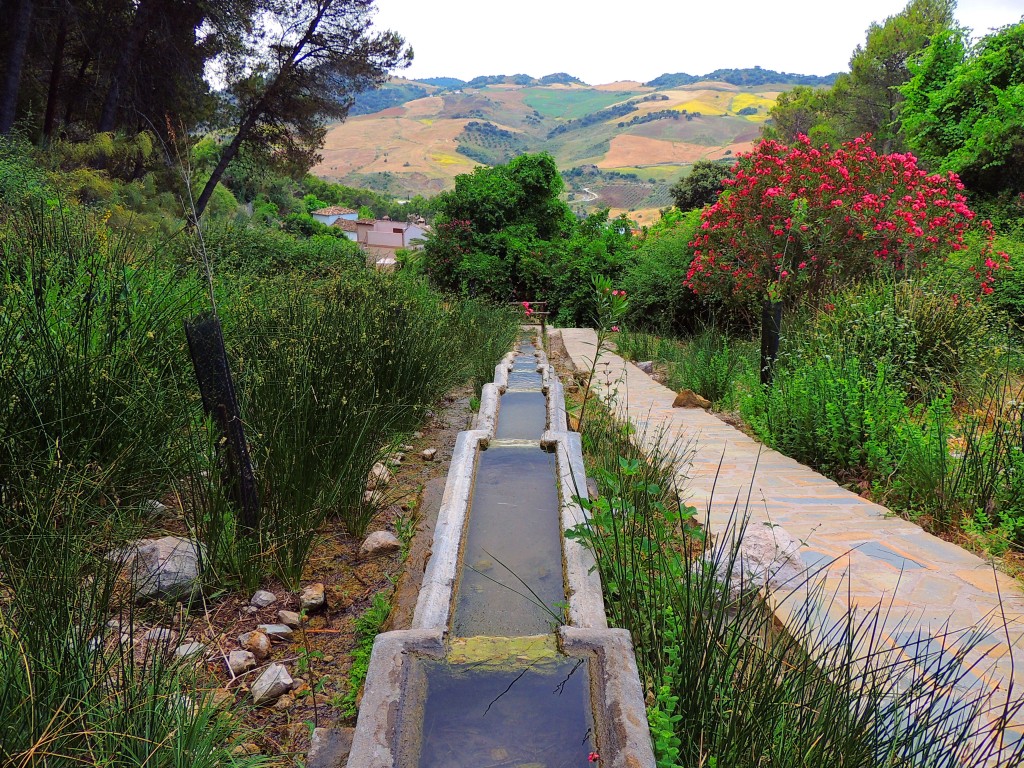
[684,135,1008,385]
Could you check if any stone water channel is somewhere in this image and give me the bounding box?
[347,333,655,768]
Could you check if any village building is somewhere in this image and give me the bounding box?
[310,205,357,227]
[331,215,430,270]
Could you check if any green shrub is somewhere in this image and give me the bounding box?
[185,220,362,276]
[620,209,706,335]
[665,325,755,408]
[741,354,907,476]
[185,274,516,586]
[806,279,997,399]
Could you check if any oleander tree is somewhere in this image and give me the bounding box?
[684,135,1007,384]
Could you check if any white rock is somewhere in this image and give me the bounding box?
[360,530,401,557]
[250,590,277,608]
[227,649,256,676]
[251,663,293,706]
[278,610,302,628]
[367,462,393,490]
[400,444,414,452]
[146,627,174,643]
[412,432,424,439]
[299,582,326,613]
[173,641,206,659]
[258,623,294,641]
[420,447,437,461]
[238,630,272,660]
[711,523,806,600]
[141,499,170,517]
[363,489,386,507]
[116,536,203,599]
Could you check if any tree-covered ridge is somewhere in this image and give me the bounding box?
[350,83,429,115]
[646,67,841,88]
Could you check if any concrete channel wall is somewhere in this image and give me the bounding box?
[346,334,655,768]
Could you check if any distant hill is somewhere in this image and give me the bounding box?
[465,73,538,88]
[539,72,587,86]
[350,82,429,116]
[316,71,827,223]
[646,66,840,88]
[418,77,466,89]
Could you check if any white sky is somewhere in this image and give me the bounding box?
[371,0,1023,85]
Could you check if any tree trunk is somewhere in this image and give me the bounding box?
[190,114,255,224]
[760,299,783,388]
[97,0,154,133]
[42,14,69,143]
[63,54,91,126]
[0,0,35,134]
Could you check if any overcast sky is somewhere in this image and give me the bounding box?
[371,0,1023,85]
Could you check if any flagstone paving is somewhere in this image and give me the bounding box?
[556,328,1024,738]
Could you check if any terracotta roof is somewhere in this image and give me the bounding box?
[356,218,376,225]
[332,219,358,232]
[312,206,356,216]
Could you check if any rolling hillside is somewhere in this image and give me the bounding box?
[314,69,836,223]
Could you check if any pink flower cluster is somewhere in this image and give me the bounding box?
[684,135,1009,302]
[521,300,533,317]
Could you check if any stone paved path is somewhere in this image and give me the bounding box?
[556,328,1024,737]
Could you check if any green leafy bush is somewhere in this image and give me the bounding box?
[620,209,707,335]
[805,279,998,399]
[188,220,362,276]
[741,354,907,476]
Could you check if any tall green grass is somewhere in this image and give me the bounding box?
[180,274,520,587]
[615,326,755,408]
[741,352,907,477]
[0,470,267,768]
[573,405,1024,768]
[0,203,199,502]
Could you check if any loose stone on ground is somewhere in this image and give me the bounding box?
[252,663,293,706]
[360,530,401,557]
[239,630,272,660]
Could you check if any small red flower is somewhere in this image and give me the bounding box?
[588,752,600,763]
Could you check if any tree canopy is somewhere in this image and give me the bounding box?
[669,160,732,211]
[424,153,572,300]
[900,22,1024,200]
[767,0,956,152]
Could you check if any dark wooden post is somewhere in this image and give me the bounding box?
[760,299,783,387]
[184,313,260,535]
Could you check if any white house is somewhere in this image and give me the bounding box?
[311,206,357,227]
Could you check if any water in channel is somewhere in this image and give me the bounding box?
[408,337,597,767]
[414,652,595,768]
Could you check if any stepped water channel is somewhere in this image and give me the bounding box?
[347,333,655,768]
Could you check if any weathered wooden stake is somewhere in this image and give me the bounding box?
[185,312,260,535]
[760,299,783,388]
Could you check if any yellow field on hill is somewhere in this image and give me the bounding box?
[404,95,445,118]
[730,92,775,122]
[600,135,755,166]
[314,115,477,179]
